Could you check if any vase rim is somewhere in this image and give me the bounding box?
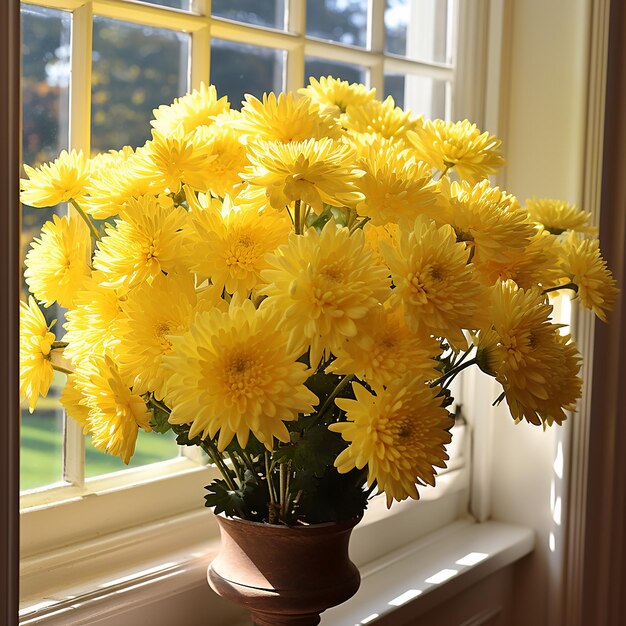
[214,512,362,532]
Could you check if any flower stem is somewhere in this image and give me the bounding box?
[431,358,478,387]
[543,282,578,295]
[51,341,68,350]
[294,199,302,235]
[315,374,355,422]
[202,439,239,491]
[70,198,101,241]
[51,363,73,376]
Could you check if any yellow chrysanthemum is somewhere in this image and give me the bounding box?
[116,273,196,399]
[331,380,453,507]
[163,299,318,451]
[63,275,123,365]
[60,374,90,432]
[354,143,439,226]
[362,222,399,268]
[242,138,362,213]
[21,149,90,208]
[261,224,390,366]
[20,297,56,412]
[132,128,213,193]
[341,96,417,141]
[329,305,440,386]
[88,146,135,173]
[93,196,191,289]
[407,119,504,184]
[236,92,343,143]
[85,154,166,220]
[151,83,230,136]
[298,75,376,114]
[526,197,596,235]
[473,229,562,290]
[24,213,91,308]
[440,179,535,265]
[73,355,151,464]
[187,191,290,294]
[382,217,487,348]
[476,281,582,427]
[560,234,619,321]
[191,122,248,198]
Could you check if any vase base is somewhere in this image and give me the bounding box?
[251,611,321,626]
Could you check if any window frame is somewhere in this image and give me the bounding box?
[18,0,489,611]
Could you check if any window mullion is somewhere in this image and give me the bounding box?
[190,0,210,89]
[63,0,93,487]
[368,0,384,94]
[286,0,305,91]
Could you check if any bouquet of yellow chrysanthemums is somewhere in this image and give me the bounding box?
[19,77,618,525]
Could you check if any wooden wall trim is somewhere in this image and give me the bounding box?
[0,1,21,625]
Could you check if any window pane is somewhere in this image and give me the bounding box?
[384,73,449,119]
[304,57,367,85]
[137,0,192,10]
[20,4,71,492]
[212,0,286,30]
[306,0,368,48]
[92,17,190,152]
[85,429,179,479]
[385,0,454,65]
[210,39,285,109]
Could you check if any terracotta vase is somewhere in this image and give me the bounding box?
[208,515,361,626]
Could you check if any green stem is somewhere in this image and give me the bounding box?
[51,341,68,350]
[294,199,302,235]
[315,374,355,422]
[349,216,371,233]
[202,439,239,491]
[265,451,277,505]
[431,358,478,388]
[279,463,287,520]
[51,363,73,376]
[543,282,578,295]
[227,451,245,484]
[70,198,101,241]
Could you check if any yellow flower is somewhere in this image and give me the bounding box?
[242,138,362,214]
[151,82,230,135]
[341,96,417,141]
[117,273,196,399]
[330,380,453,507]
[163,299,318,451]
[133,128,213,193]
[60,374,90,432]
[329,305,440,386]
[85,154,166,220]
[63,275,123,365]
[473,229,562,290]
[560,234,619,321]
[354,143,439,226]
[382,217,487,348]
[236,92,343,143]
[407,119,504,183]
[441,179,536,265]
[476,282,581,427]
[88,146,135,173]
[93,196,191,289]
[526,197,596,235]
[298,75,376,114]
[260,224,390,366]
[20,297,56,413]
[362,222,399,268]
[191,122,249,198]
[21,149,90,207]
[73,355,151,464]
[24,213,91,308]
[187,191,290,294]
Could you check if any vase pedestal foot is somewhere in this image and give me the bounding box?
[251,611,321,626]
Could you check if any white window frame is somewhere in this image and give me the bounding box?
[19,0,491,613]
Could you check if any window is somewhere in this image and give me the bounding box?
[20,0,480,613]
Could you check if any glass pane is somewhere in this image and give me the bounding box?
[384,73,449,119]
[20,4,71,491]
[210,39,285,109]
[138,0,192,10]
[212,0,286,30]
[385,0,453,65]
[304,57,367,85]
[306,0,368,48]
[92,17,190,152]
[85,429,179,478]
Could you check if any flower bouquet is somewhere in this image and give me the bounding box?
[20,77,617,623]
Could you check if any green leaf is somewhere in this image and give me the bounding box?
[204,479,246,517]
[148,402,172,434]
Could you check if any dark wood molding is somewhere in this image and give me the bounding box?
[580,0,626,623]
[0,1,21,625]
